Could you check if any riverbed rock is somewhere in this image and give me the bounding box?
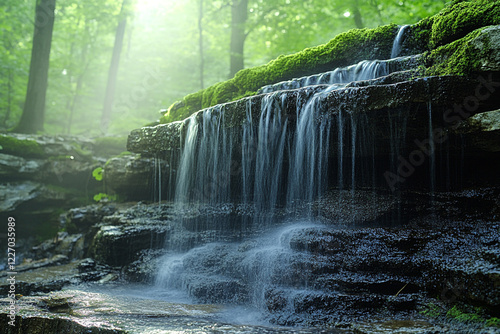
[103,154,156,200]
[456,109,500,152]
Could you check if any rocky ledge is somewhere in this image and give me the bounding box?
[1,187,498,331]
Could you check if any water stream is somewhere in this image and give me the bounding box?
[391,25,409,58]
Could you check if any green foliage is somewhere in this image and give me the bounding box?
[0,1,35,130]
[446,306,483,323]
[0,0,455,132]
[92,164,119,202]
[161,0,500,124]
[0,135,45,157]
[419,302,443,318]
[92,167,104,181]
[486,318,500,328]
[45,0,127,135]
[93,192,117,202]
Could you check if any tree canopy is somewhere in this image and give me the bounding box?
[0,0,448,136]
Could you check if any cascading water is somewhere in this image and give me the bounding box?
[260,58,390,94]
[391,24,409,58]
[154,34,414,322]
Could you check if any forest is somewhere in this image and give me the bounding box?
[2,0,500,332]
[1,0,447,136]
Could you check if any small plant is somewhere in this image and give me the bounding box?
[91,167,116,202]
[446,305,483,323]
[92,167,103,181]
[93,193,117,202]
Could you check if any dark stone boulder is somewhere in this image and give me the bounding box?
[103,154,156,200]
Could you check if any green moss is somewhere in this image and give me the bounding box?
[424,27,486,76]
[446,306,484,323]
[486,318,500,328]
[0,135,45,157]
[410,16,434,51]
[419,302,442,318]
[420,303,499,328]
[429,0,500,48]
[162,23,398,123]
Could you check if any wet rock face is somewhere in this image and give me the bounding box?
[128,75,498,154]
[45,188,497,325]
[0,134,128,212]
[126,73,500,197]
[471,26,500,72]
[63,204,118,234]
[91,224,169,267]
[103,155,156,201]
[0,135,129,260]
[3,188,497,329]
[456,109,500,152]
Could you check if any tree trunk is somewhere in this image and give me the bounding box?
[66,71,86,134]
[351,0,364,29]
[3,68,13,127]
[14,0,56,134]
[101,0,128,134]
[199,0,204,89]
[229,0,248,78]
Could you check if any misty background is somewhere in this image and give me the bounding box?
[0,0,447,136]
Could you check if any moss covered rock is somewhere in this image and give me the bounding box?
[425,25,500,76]
[0,135,45,158]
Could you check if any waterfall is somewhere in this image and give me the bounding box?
[251,92,288,213]
[391,25,409,58]
[259,58,390,94]
[337,111,345,190]
[286,90,331,209]
[428,101,436,198]
[171,57,389,210]
[155,42,410,315]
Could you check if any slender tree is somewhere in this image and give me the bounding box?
[13,0,56,133]
[101,0,129,134]
[199,0,204,89]
[229,0,248,78]
[351,0,364,28]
